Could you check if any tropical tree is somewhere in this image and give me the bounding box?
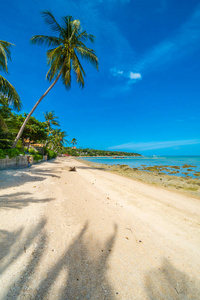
[0,40,21,148]
[44,111,59,134]
[44,110,60,147]
[0,111,12,149]
[48,129,68,152]
[12,11,98,148]
[15,114,47,150]
[0,97,19,148]
[71,138,77,147]
[0,40,21,111]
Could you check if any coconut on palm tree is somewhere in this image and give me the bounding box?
[12,11,98,148]
[0,40,21,111]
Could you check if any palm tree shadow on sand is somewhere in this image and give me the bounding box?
[0,219,47,276]
[145,258,200,300]
[33,222,118,300]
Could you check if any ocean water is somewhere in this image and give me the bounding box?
[79,156,200,178]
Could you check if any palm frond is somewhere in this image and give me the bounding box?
[69,19,81,43]
[75,46,98,70]
[0,113,8,131]
[44,111,60,127]
[30,35,61,47]
[46,47,63,81]
[72,51,85,88]
[0,76,21,111]
[51,120,60,126]
[0,40,13,73]
[77,31,95,43]
[61,16,74,39]
[46,45,63,65]
[61,56,71,90]
[41,11,62,33]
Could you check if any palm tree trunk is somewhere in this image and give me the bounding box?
[12,71,62,148]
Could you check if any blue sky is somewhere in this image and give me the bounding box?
[1,0,200,155]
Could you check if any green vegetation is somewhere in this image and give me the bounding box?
[71,138,77,147]
[15,114,48,150]
[0,148,24,159]
[0,39,21,150]
[63,147,141,157]
[46,149,57,160]
[0,101,71,162]
[0,40,21,111]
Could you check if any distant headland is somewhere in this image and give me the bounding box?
[64,147,141,157]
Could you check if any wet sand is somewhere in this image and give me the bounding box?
[80,159,200,199]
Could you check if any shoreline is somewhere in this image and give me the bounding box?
[77,158,200,199]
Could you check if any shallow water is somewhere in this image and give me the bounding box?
[79,156,200,178]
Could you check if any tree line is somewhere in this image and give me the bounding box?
[0,99,77,158]
[64,147,141,157]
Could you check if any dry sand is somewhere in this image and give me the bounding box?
[0,157,200,299]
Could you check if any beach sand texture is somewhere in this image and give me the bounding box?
[0,157,200,299]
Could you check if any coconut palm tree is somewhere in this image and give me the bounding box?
[44,111,60,146]
[48,128,68,152]
[44,111,60,133]
[71,138,77,147]
[12,11,98,148]
[0,40,21,111]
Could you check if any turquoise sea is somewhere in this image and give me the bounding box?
[79,156,200,178]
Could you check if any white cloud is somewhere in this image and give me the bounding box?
[110,68,142,81]
[110,68,124,76]
[109,139,200,151]
[106,3,200,96]
[129,72,142,80]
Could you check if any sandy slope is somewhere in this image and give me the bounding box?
[0,157,200,300]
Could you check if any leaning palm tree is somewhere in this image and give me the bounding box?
[0,40,21,111]
[12,11,98,148]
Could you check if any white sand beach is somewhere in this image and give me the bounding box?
[0,157,200,299]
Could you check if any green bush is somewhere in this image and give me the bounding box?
[32,153,43,162]
[15,140,23,151]
[47,149,57,160]
[27,148,43,162]
[0,149,6,159]
[43,146,48,155]
[0,148,25,159]
[28,148,38,155]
